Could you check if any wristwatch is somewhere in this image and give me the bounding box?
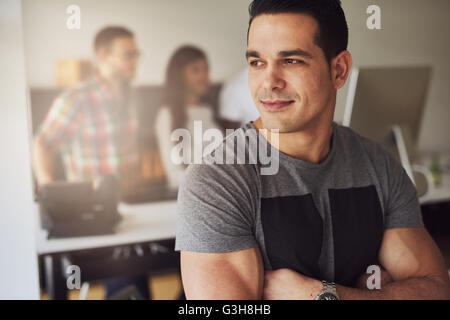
[315,280,339,300]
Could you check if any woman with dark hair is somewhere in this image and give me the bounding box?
[155,45,221,190]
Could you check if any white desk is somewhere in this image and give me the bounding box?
[36,200,178,255]
[36,200,179,300]
[420,186,450,205]
[419,173,450,206]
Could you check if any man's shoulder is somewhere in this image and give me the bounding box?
[335,123,390,160]
[204,122,262,166]
[334,123,400,180]
[54,79,96,105]
[184,123,261,187]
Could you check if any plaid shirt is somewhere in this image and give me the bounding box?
[36,73,139,182]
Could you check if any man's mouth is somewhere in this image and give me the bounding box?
[261,100,294,111]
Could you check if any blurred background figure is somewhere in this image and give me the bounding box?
[218,68,259,130]
[32,26,150,300]
[33,26,139,185]
[155,45,222,191]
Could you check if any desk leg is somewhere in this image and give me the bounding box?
[44,254,68,300]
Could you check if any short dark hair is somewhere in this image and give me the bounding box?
[93,26,134,52]
[248,0,348,64]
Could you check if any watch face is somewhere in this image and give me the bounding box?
[317,292,339,300]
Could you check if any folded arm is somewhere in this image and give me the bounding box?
[181,247,265,300]
[337,227,450,299]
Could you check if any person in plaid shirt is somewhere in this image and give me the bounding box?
[33,26,151,300]
[34,72,138,183]
[33,26,139,185]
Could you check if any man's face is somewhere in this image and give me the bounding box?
[99,37,139,82]
[247,13,335,132]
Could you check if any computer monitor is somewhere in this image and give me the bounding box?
[343,66,432,184]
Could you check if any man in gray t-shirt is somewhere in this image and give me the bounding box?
[175,0,450,300]
[176,121,423,286]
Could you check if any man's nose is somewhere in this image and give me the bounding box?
[262,65,286,92]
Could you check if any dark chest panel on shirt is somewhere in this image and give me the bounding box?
[260,185,384,286]
[261,194,323,279]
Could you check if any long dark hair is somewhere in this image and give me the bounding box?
[163,45,208,131]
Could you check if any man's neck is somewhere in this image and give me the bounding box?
[253,117,334,165]
[98,68,129,100]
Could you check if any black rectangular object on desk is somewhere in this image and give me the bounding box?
[37,176,122,238]
[121,179,179,204]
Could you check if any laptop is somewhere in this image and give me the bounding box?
[37,176,122,238]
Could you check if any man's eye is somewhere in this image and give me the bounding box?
[285,59,304,65]
[249,60,263,67]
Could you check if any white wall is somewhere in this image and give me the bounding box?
[22,0,252,86]
[0,0,40,300]
[338,0,450,154]
[22,0,449,153]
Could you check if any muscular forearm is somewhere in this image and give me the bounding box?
[337,276,450,300]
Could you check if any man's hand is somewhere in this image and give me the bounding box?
[263,267,393,300]
[32,138,57,185]
[263,268,323,300]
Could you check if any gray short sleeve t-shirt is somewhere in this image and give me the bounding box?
[175,122,423,286]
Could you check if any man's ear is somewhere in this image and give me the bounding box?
[331,50,352,90]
